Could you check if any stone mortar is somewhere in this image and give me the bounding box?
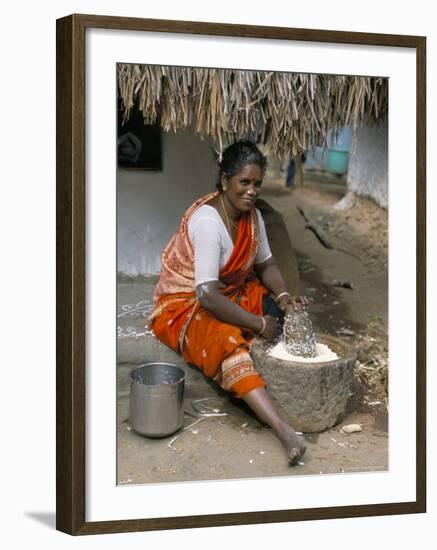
[251,334,357,433]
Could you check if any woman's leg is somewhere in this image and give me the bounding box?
[242,387,306,465]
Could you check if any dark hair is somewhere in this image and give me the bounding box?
[216,141,267,192]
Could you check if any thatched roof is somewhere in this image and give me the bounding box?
[117,64,388,159]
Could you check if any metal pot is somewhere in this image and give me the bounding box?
[129,362,185,438]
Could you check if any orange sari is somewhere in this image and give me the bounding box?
[149,192,267,397]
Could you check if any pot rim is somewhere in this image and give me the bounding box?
[129,362,186,386]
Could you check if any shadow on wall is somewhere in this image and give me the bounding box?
[24,512,56,529]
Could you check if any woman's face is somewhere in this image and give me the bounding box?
[222,163,263,213]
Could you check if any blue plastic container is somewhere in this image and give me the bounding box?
[327,148,349,175]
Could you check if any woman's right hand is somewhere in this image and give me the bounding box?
[260,314,281,341]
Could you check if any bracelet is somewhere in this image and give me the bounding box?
[256,316,267,336]
[276,291,290,301]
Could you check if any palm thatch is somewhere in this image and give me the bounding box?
[117,64,388,159]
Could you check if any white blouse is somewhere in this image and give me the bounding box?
[188,205,272,287]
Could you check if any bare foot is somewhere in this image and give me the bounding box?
[277,423,307,466]
[240,387,307,466]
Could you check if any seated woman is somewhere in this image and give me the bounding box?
[148,141,308,465]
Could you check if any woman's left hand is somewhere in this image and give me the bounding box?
[277,293,309,312]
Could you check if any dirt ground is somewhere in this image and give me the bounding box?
[117,169,389,484]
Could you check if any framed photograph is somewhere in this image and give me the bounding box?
[56,14,426,535]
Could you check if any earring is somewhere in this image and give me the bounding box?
[223,186,227,192]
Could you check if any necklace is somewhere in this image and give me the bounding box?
[220,194,239,234]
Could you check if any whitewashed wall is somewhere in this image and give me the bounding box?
[117,129,217,276]
[347,116,388,208]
